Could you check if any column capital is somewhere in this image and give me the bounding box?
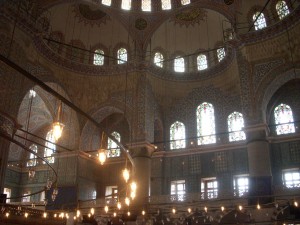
[128,141,156,158]
[244,123,269,143]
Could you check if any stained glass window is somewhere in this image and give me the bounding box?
[170,180,185,201]
[170,121,186,149]
[142,0,151,11]
[107,131,121,158]
[174,56,185,72]
[44,130,55,163]
[121,0,131,10]
[197,54,208,71]
[233,176,249,197]
[93,49,104,66]
[197,102,216,145]
[276,1,290,20]
[27,144,37,167]
[102,0,111,6]
[228,112,246,142]
[274,103,295,135]
[217,48,226,62]
[162,0,171,10]
[253,12,267,30]
[181,0,190,5]
[154,52,164,68]
[117,48,127,64]
[201,178,218,199]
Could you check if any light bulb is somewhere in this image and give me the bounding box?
[76,210,80,217]
[117,202,122,209]
[172,208,176,214]
[239,205,243,211]
[113,212,117,217]
[43,212,47,218]
[127,211,131,216]
[66,213,69,219]
[294,201,298,207]
[142,210,145,215]
[130,181,137,191]
[188,208,192,213]
[52,122,64,141]
[104,205,109,213]
[25,212,28,218]
[98,149,106,165]
[54,214,57,218]
[204,207,207,212]
[91,208,95,215]
[257,204,261,210]
[88,213,91,218]
[130,191,136,199]
[221,206,225,212]
[123,168,130,183]
[125,197,130,206]
[73,216,77,220]
[5,212,9,217]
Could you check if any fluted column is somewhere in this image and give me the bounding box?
[245,124,272,205]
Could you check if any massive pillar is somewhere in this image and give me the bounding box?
[130,142,155,208]
[0,112,17,193]
[245,124,272,205]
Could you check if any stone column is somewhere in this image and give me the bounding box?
[129,142,155,208]
[245,124,272,205]
[0,112,17,193]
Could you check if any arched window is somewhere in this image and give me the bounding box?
[228,112,246,142]
[174,56,185,72]
[197,54,208,71]
[107,131,121,157]
[93,49,104,66]
[181,0,190,5]
[274,103,295,135]
[197,102,216,145]
[44,130,56,164]
[170,121,186,149]
[121,0,131,10]
[217,48,226,62]
[253,12,267,30]
[162,0,171,10]
[102,0,111,6]
[276,1,290,20]
[27,144,37,167]
[154,52,164,68]
[142,0,151,11]
[117,48,127,64]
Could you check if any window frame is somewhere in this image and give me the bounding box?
[201,177,218,199]
[170,121,186,150]
[233,175,249,197]
[282,169,300,189]
[227,112,246,142]
[197,54,208,71]
[93,49,105,66]
[253,12,267,30]
[174,56,185,73]
[197,102,216,145]
[44,130,55,164]
[117,48,128,64]
[274,103,296,135]
[170,180,186,201]
[276,0,290,20]
[107,131,121,158]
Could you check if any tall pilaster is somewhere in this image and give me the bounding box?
[245,124,272,205]
[0,112,17,192]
